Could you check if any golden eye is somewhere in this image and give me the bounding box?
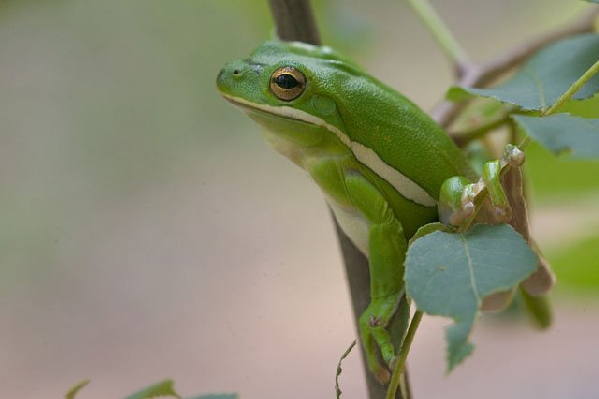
[270,67,306,101]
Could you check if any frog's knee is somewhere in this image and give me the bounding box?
[359,311,371,334]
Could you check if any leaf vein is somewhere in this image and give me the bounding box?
[523,66,547,109]
[461,235,480,301]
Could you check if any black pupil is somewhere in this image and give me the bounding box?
[275,74,299,89]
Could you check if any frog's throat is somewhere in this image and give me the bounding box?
[221,93,437,208]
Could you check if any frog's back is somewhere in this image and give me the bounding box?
[339,76,475,201]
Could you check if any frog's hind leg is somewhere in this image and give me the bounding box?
[306,158,408,383]
[344,174,407,384]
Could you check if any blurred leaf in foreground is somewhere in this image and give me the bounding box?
[513,114,599,159]
[562,93,599,118]
[550,233,599,293]
[123,380,180,399]
[525,141,599,200]
[405,224,537,371]
[64,380,90,399]
[447,33,599,110]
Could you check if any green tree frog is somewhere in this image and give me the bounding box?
[216,40,538,382]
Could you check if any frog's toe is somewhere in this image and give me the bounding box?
[376,368,391,384]
[504,144,526,167]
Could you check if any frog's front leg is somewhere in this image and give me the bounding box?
[306,158,406,384]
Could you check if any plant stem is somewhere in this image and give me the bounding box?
[453,115,511,147]
[268,0,321,45]
[385,311,424,399]
[405,0,470,73]
[268,2,407,398]
[335,340,356,398]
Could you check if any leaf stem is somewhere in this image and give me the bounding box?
[453,114,512,147]
[543,59,599,116]
[518,58,599,151]
[405,0,470,73]
[385,310,424,399]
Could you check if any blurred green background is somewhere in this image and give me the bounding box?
[1,1,598,398]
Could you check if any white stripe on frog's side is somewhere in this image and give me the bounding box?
[221,93,438,208]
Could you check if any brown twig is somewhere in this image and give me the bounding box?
[267,1,406,398]
[433,8,599,129]
[268,0,321,45]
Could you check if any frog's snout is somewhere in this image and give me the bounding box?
[216,67,225,84]
[216,60,248,91]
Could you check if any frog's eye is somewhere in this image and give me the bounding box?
[270,67,306,101]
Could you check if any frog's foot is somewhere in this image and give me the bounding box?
[503,144,526,168]
[359,293,401,384]
[439,145,526,228]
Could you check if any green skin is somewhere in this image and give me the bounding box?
[217,40,508,382]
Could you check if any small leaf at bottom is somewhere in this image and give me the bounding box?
[405,224,537,371]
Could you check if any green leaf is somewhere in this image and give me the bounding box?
[525,141,599,201]
[550,233,599,293]
[520,288,552,329]
[513,114,599,159]
[65,380,90,399]
[586,0,599,4]
[446,86,473,103]
[563,93,599,118]
[123,380,181,399]
[449,33,599,110]
[405,224,537,371]
[408,222,453,245]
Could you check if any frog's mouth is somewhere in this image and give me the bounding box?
[219,92,312,124]
[219,93,438,208]
[220,91,352,146]
[220,93,278,115]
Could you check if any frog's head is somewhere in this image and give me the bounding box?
[217,40,363,149]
